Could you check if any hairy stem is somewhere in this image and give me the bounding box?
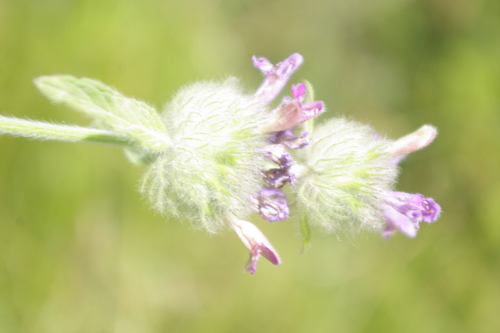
[0,115,136,146]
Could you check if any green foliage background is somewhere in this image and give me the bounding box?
[1,0,499,332]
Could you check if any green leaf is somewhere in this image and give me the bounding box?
[34,75,170,151]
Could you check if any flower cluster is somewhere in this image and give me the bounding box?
[0,52,442,275]
[225,54,441,273]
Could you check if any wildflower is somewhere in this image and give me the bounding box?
[264,83,324,133]
[250,187,289,222]
[380,125,441,238]
[230,217,281,274]
[0,52,442,274]
[253,53,304,105]
[381,191,441,239]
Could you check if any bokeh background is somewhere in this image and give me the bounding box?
[1,0,499,332]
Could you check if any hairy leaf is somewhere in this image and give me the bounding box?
[35,75,170,150]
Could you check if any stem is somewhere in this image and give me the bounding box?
[0,115,135,146]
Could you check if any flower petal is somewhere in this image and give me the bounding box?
[381,204,417,239]
[384,191,441,224]
[230,218,281,274]
[391,125,437,156]
[264,98,324,133]
[253,53,304,105]
[252,187,290,221]
[291,83,306,102]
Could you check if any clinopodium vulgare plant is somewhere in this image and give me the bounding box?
[0,54,441,274]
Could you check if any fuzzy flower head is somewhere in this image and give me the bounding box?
[141,79,269,233]
[294,118,399,233]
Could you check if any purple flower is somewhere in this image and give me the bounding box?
[262,144,294,168]
[264,83,324,132]
[230,218,281,274]
[253,53,304,105]
[381,191,441,239]
[381,204,418,239]
[262,167,295,189]
[273,130,310,149]
[250,187,290,221]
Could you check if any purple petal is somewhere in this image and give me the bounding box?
[291,83,306,101]
[230,218,281,275]
[259,245,281,265]
[275,53,304,78]
[245,245,281,275]
[263,168,292,189]
[421,197,441,223]
[384,191,441,224]
[270,130,309,149]
[262,144,294,168]
[264,97,324,133]
[259,187,286,198]
[282,132,309,149]
[301,101,324,115]
[252,56,274,74]
[381,204,417,239]
[253,53,304,105]
[256,187,290,221]
[245,248,260,275]
[249,188,290,221]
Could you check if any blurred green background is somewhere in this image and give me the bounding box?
[1,0,499,332]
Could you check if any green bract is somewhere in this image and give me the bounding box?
[141,79,269,233]
[295,118,398,233]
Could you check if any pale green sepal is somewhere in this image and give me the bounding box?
[34,75,170,151]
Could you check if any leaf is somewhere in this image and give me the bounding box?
[34,75,170,151]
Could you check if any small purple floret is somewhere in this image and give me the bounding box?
[251,187,290,221]
[264,84,324,132]
[263,144,294,168]
[253,53,304,105]
[382,191,441,238]
[381,204,417,239]
[385,191,441,224]
[230,218,281,274]
[268,130,309,149]
[421,197,441,222]
[246,244,281,274]
[252,56,274,74]
[263,168,293,189]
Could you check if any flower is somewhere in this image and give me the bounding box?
[264,83,324,133]
[7,52,443,275]
[250,187,289,222]
[381,191,441,239]
[253,53,304,105]
[230,218,281,274]
[380,125,441,238]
